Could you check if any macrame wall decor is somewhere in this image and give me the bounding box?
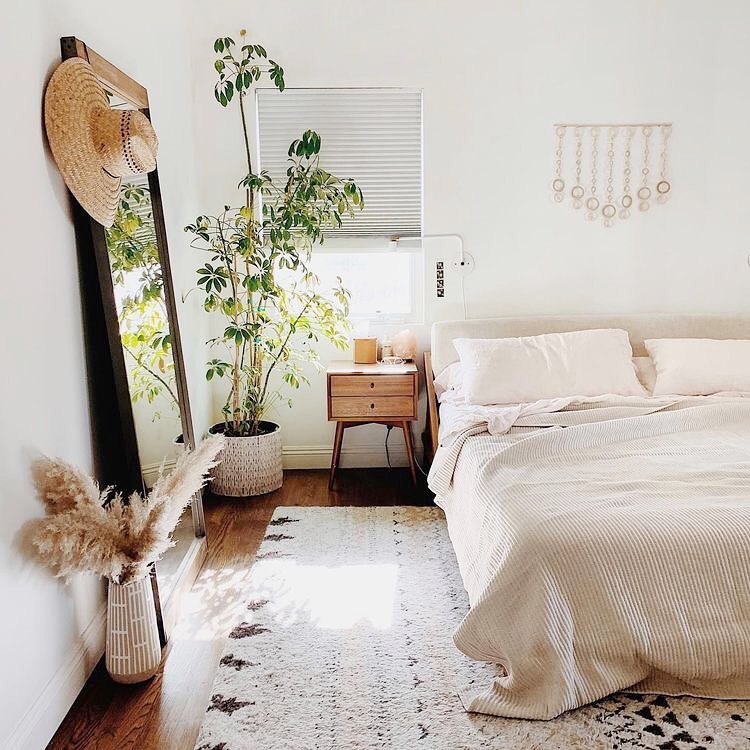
[551,123,672,227]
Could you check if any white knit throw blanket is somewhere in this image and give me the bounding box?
[429,399,750,719]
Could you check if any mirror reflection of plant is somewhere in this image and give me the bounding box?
[106,186,178,419]
[185,32,364,438]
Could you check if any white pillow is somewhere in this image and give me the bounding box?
[433,362,461,397]
[644,338,750,395]
[437,357,655,398]
[453,329,646,405]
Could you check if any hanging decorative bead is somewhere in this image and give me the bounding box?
[637,126,652,212]
[571,127,584,209]
[550,122,672,226]
[551,126,566,203]
[602,127,618,227]
[656,124,672,205]
[585,127,600,221]
[620,127,634,220]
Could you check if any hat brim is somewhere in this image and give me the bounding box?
[44,59,121,228]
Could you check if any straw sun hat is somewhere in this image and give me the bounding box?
[44,58,159,227]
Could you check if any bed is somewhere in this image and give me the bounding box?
[424,313,750,720]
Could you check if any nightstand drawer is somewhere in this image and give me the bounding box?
[329,374,413,397]
[330,396,415,419]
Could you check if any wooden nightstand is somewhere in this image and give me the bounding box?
[327,360,419,489]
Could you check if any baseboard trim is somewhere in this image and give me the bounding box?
[8,535,206,749]
[5,599,106,750]
[282,443,423,470]
[141,458,177,488]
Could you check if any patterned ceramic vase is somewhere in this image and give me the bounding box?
[105,577,162,684]
[208,421,283,497]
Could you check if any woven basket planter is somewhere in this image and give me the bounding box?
[209,421,283,497]
[105,577,162,684]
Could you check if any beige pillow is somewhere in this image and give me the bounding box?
[645,338,750,395]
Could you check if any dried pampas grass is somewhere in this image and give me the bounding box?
[30,434,225,584]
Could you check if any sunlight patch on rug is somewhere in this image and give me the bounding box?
[252,560,398,630]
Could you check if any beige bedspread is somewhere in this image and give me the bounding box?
[428,398,750,719]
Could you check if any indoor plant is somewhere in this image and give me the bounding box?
[29,435,224,683]
[106,183,178,419]
[185,32,363,497]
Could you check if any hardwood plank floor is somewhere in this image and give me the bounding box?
[48,468,431,750]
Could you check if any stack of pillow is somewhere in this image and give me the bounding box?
[439,328,750,405]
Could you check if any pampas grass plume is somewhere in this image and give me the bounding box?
[30,434,225,584]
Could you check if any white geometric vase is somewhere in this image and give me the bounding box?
[105,577,162,684]
[209,421,283,497]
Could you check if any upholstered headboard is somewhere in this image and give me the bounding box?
[430,313,750,376]
[420,312,750,466]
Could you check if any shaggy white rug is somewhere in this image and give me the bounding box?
[195,506,750,750]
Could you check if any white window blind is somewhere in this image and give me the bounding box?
[256,88,422,241]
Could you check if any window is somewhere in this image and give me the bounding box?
[311,251,422,321]
[256,87,423,321]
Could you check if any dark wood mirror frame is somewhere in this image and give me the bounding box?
[60,37,205,642]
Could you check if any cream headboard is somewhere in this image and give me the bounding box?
[430,313,750,376]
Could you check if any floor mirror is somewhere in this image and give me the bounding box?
[61,36,206,642]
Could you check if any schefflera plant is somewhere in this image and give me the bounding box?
[185,31,364,437]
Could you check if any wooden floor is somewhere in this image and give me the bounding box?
[48,468,431,750]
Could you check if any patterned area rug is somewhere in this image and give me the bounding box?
[195,506,750,750]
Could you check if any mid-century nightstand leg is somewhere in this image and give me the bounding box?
[402,421,417,486]
[329,421,345,489]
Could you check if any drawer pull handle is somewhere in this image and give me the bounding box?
[370,382,375,388]
[370,403,375,409]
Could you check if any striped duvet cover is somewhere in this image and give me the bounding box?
[428,398,750,719]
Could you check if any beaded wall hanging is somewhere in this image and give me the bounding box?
[551,123,672,227]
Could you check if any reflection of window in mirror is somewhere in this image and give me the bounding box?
[103,95,193,597]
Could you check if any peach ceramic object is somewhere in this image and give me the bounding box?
[392,330,417,360]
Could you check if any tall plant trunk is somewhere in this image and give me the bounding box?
[233,341,242,433]
[238,90,257,436]
[238,92,254,212]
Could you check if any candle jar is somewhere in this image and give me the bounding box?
[353,337,378,364]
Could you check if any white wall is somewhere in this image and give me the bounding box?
[0,2,209,747]
[2,2,749,744]
[186,0,750,465]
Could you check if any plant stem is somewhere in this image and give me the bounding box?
[238,91,254,211]
[123,345,179,406]
[256,298,313,424]
[216,213,243,432]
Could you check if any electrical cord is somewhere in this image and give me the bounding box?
[407,421,430,478]
[383,423,429,478]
